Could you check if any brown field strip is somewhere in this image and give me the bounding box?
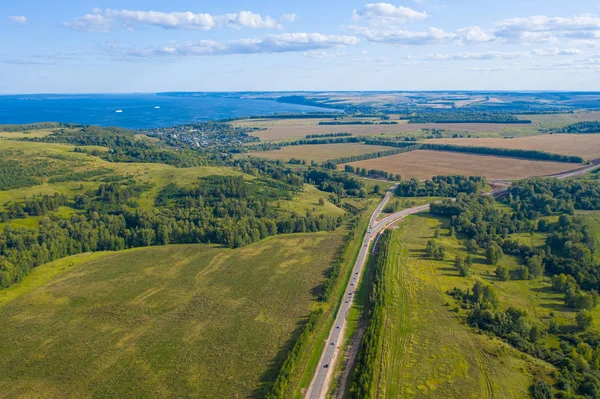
[247,143,393,162]
[426,134,600,160]
[339,150,576,180]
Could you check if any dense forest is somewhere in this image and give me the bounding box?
[546,121,600,134]
[305,132,352,139]
[395,175,486,197]
[407,112,532,124]
[422,143,584,163]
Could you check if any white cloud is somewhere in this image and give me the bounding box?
[63,8,294,32]
[350,25,456,45]
[495,15,600,42]
[9,16,27,24]
[456,26,496,43]
[352,3,428,24]
[122,33,359,58]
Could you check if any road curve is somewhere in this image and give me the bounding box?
[305,162,599,398]
[306,185,430,399]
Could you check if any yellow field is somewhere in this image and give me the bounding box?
[427,134,600,161]
[340,150,576,180]
[248,143,392,163]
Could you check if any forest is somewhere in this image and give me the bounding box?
[422,143,584,163]
[428,181,600,397]
[546,121,600,134]
[394,175,486,197]
[407,112,532,124]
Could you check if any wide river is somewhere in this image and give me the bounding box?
[0,94,340,129]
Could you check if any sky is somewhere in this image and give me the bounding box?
[2,0,600,93]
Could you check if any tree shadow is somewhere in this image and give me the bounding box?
[531,286,555,294]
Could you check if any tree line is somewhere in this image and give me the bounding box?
[545,121,600,134]
[395,175,486,197]
[407,112,532,124]
[305,132,352,139]
[422,143,584,163]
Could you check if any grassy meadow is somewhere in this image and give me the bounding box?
[0,233,344,398]
[365,214,558,398]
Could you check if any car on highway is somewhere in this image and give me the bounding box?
[324,364,329,368]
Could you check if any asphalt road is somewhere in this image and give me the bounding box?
[306,186,431,399]
[305,162,599,398]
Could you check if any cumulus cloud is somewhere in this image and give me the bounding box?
[456,26,496,43]
[353,3,428,24]
[495,15,600,42]
[63,8,294,32]
[352,3,428,24]
[9,16,27,24]
[122,33,359,58]
[350,25,496,46]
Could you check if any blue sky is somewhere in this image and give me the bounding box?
[2,0,600,93]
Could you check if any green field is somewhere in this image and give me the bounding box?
[0,233,344,398]
[362,214,556,398]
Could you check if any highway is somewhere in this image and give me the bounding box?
[306,185,429,399]
[305,162,599,398]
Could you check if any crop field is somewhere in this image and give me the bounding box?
[366,215,551,398]
[0,233,344,398]
[426,134,600,161]
[238,119,541,141]
[248,143,392,163]
[340,150,576,180]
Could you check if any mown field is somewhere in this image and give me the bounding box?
[366,214,557,398]
[248,143,392,163]
[427,134,600,161]
[339,150,576,180]
[0,233,344,398]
